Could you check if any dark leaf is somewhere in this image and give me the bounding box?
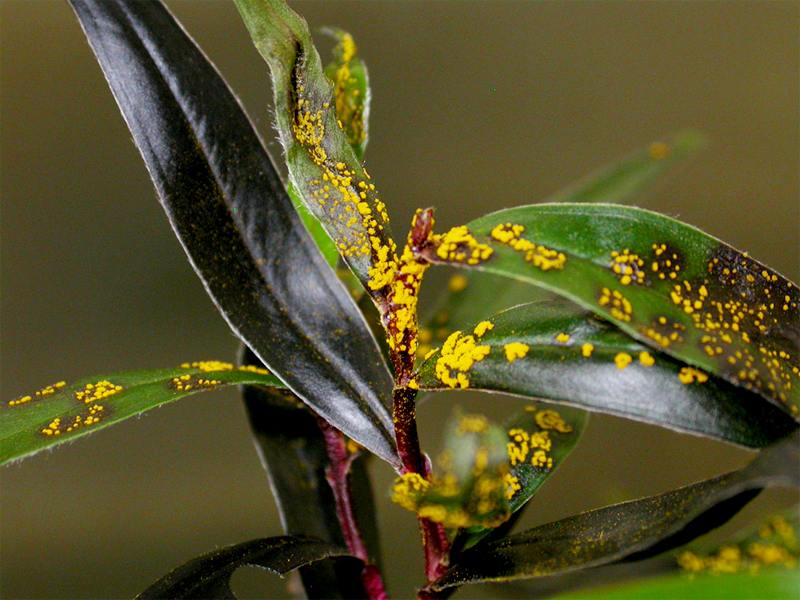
[136,535,359,600]
[1,363,281,466]
[240,346,380,599]
[69,0,397,465]
[431,431,800,590]
[416,300,797,448]
[419,204,800,418]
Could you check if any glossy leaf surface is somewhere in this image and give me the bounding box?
[136,535,359,599]
[240,347,379,598]
[235,0,398,291]
[416,301,797,447]
[1,364,282,466]
[419,204,800,417]
[69,0,397,464]
[432,432,800,590]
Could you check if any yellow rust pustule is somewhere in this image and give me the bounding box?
[491,223,566,271]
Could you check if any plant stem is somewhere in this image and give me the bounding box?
[319,418,389,600]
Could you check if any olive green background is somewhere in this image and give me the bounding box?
[1,1,798,598]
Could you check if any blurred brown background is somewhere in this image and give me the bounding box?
[1,1,798,598]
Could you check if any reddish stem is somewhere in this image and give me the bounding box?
[318,418,389,600]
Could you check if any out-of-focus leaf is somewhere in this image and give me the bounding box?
[418,132,704,361]
[240,347,380,599]
[69,0,397,465]
[457,401,588,550]
[545,131,705,205]
[235,0,399,293]
[419,204,800,418]
[560,564,800,600]
[416,301,797,448]
[431,432,800,591]
[322,27,371,161]
[136,535,360,600]
[1,363,282,466]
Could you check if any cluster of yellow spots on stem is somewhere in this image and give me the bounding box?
[610,249,646,286]
[504,343,530,363]
[435,331,491,389]
[556,333,570,343]
[8,381,66,407]
[581,343,595,358]
[490,223,566,271]
[678,366,709,385]
[599,287,633,323]
[75,381,123,403]
[435,226,494,266]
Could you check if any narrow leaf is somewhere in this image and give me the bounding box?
[419,132,704,360]
[240,347,380,599]
[1,363,282,466]
[322,27,371,161]
[419,204,800,418]
[69,0,397,465]
[235,0,399,293]
[416,301,797,448]
[544,131,705,205]
[136,535,359,600]
[431,431,800,590]
[457,401,588,550]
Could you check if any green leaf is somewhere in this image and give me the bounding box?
[419,204,800,419]
[69,0,397,465]
[1,363,282,466]
[561,564,800,600]
[431,431,800,591]
[457,401,588,550]
[432,432,800,590]
[235,0,400,294]
[322,27,371,161]
[418,132,705,361]
[240,347,380,599]
[544,131,706,205]
[136,535,360,599]
[416,300,797,448]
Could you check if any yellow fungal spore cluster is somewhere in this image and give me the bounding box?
[599,287,633,323]
[181,361,234,372]
[8,381,66,407]
[678,366,709,385]
[652,244,799,407]
[328,33,366,150]
[237,364,272,376]
[171,374,222,392]
[490,223,566,271]
[435,226,494,266]
[435,331,491,389]
[610,249,646,286]
[503,342,530,362]
[75,380,123,403]
[614,352,633,370]
[391,473,429,511]
[534,409,574,433]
